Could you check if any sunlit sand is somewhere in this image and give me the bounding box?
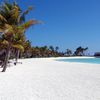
[0,57,100,100]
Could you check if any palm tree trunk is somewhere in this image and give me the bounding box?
[2,46,11,72]
[15,49,20,65]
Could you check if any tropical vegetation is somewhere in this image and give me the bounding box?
[0,1,38,72]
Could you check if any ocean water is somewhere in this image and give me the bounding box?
[57,58,100,64]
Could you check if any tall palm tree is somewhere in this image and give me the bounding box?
[0,2,38,72]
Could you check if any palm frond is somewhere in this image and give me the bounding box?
[2,39,9,45]
[11,5,20,19]
[21,20,39,29]
[13,44,24,52]
[18,6,33,24]
[4,3,10,12]
[5,24,13,32]
[0,14,7,22]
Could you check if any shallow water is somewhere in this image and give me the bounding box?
[57,58,100,64]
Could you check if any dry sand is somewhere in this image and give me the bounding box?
[0,57,100,100]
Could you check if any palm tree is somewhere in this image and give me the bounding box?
[66,49,72,56]
[0,1,38,72]
[49,46,55,56]
[55,46,59,52]
[74,46,88,56]
[23,40,32,58]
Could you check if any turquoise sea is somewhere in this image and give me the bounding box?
[57,58,100,64]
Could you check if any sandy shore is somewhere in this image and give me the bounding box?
[0,57,100,100]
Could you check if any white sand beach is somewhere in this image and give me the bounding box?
[0,57,100,100]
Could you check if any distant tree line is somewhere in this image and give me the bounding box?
[11,41,88,58]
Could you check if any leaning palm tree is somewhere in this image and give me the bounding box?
[0,2,38,72]
[74,46,88,56]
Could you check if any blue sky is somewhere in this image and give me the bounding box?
[1,0,100,53]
